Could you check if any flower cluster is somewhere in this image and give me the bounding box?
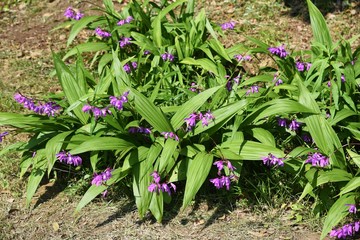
[305,152,330,167]
[246,85,259,95]
[117,16,134,26]
[0,132,9,143]
[221,21,236,30]
[14,93,61,117]
[277,117,301,131]
[161,132,179,141]
[262,153,285,167]
[161,52,175,62]
[82,105,111,118]
[91,168,113,186]
[119,37,132,48]
[210,159,236,190]
[64,7,84,20]
[296,61,312,72]
[109,91,129,110]
[234,54,251,62]
[95,27,112,38]
[184,111,215,131]
[148,171,176,195]
[330,221,360,239]
[123,62,137,73]
[128,126,151,135]
[268,44,288,58]
[56,150,82,166]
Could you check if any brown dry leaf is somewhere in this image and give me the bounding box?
[193,219,205,226]
[247,230,268,238]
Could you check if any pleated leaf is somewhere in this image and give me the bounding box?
[70,137,135,155]
[182,152,213,209]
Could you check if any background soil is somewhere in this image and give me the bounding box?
[1,0,359,239]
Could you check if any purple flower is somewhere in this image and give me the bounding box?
[305,152,330,168]
[327,81,331,87]
[82,104,92,112]
[275,79,283,86]
[95,27,111,38]
[277,118,287,127]
[0,132,9,143]
[296,61,305,72]
[161,53,175,62]
[161,131,179,141]
[341,74,346,83]
[262,153,284,167]
[302,134,312,143]
[213,160,224,172]
[128,126,152,135]
[14,93,61,116]
[330,221,360,239]
[109,91,129,110]
[64,7,84,20]
[306,63,312,71]
[144,50,151,55]
[200,111,215,127]
[117,16,134,25]
[184,112,198,131]
[227,161,236,171]
[246,85,259,95]
[56,150,82,166]
[289,120,301,131]
[148,171,176,195]
[91,168,113,186]
[210,175,232,190]
[35,102,62,117]
[221,21,236,30]
[268,44,288,58]
[189,82,198,92]
[123,62,137,73]
[345,204,357,214]
[119,37,132,48]
[91,107,111,118]
[234,54,251,62]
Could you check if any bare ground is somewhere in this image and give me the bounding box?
[1,0,359,239]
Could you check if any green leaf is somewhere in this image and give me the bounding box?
[181,57,219,76]
[320,193,355,239]
[53,53,88,124]
[128,87,173,132]
[149,192,164,222]
[218,140,285,160]
[70,137,135,155]
[67,16,100,46]
[307,0,332,48]
[171,86,222,129]
[339,176,360,196]
[207,39,232,62]
[62,42,110,60]
[250,128,276,147]
[182,152,213,209]
[158,139,179,173]
[315,169,352,187]
[26,150,47,207]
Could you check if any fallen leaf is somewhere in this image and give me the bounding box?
[52,222,60,232]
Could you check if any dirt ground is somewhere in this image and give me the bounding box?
[1,0,359,239]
